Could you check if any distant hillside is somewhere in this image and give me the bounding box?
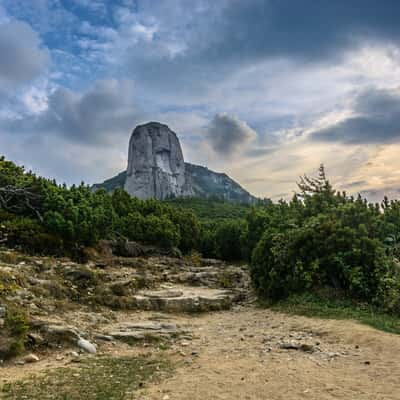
[92,171,126,192]
[185,163,257,204]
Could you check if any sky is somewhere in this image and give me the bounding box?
[1,0,400,201]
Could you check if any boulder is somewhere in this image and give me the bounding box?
[77,338,96,354]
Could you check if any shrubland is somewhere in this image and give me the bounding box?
[249,166,400,315]
[2,157,400,316]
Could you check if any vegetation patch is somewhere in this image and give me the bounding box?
[1,355,172,400]
[266,291,400,335]
[0,306,30,359]
[250,165,400,315]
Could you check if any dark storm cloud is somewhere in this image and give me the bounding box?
[0,21,49,87]
[213,0,400,61]
[123,0,400,92]
[206,113,257,155]
[311,88,400,144]
[3,79,141,145]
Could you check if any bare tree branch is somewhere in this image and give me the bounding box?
[0,186,43,222]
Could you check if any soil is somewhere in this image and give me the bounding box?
[140,307,400,400]
[2,306,400,400]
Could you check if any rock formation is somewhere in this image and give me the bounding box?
[124,122,193,200]
[93,121,257,203]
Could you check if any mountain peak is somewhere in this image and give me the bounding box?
[94,123,257,203]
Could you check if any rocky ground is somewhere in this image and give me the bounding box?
[0,249,399,399]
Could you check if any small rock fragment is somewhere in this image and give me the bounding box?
[279,342,299,350]
[77,338,96,354]
[95,334,114,342]
[299,344,314,353]
[23,354,39,363]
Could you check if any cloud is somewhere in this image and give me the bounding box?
[3,79,141,145]
[108,0,400,98]
[0,20,49,88]
[206,113,257,155]
[311,87,400,144]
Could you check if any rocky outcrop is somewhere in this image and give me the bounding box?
[93,121,257,203]
[124,122,193,200]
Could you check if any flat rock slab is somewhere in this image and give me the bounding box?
[106,321,183,343]
[131,286,239,312]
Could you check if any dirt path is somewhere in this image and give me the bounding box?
[1,305,399,399]
[140,307,400,400]
[1,252,399,399]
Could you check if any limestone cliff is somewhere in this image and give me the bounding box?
[124,122,193,200]
[93,122,257,203]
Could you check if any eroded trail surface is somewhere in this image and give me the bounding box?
[0,250,399,399]
[142,308,400,400]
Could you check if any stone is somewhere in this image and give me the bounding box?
[108,321,180,343]
[132,286,238,313]
[0,306,5,318]
[23,354,39,363]
[95,334,114,342]
[279,342,299,350]
[124,122,193,200]
[42,324,81,343]
[27,332,45,345]
[123,322,178,332]
[299,344,314,353]
[77,338,97,354]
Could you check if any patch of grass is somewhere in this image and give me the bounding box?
[184,251,202,268]
[1,355,172,400]
[265,291,400,335]
[0,251,19,265]
[0,271,19,297]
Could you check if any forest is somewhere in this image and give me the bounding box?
[1,156,400,315]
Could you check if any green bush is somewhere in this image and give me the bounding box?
[250,165,400,313]
[251,212,391,301]
[0,306,30,359]
[214,219,245,261]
